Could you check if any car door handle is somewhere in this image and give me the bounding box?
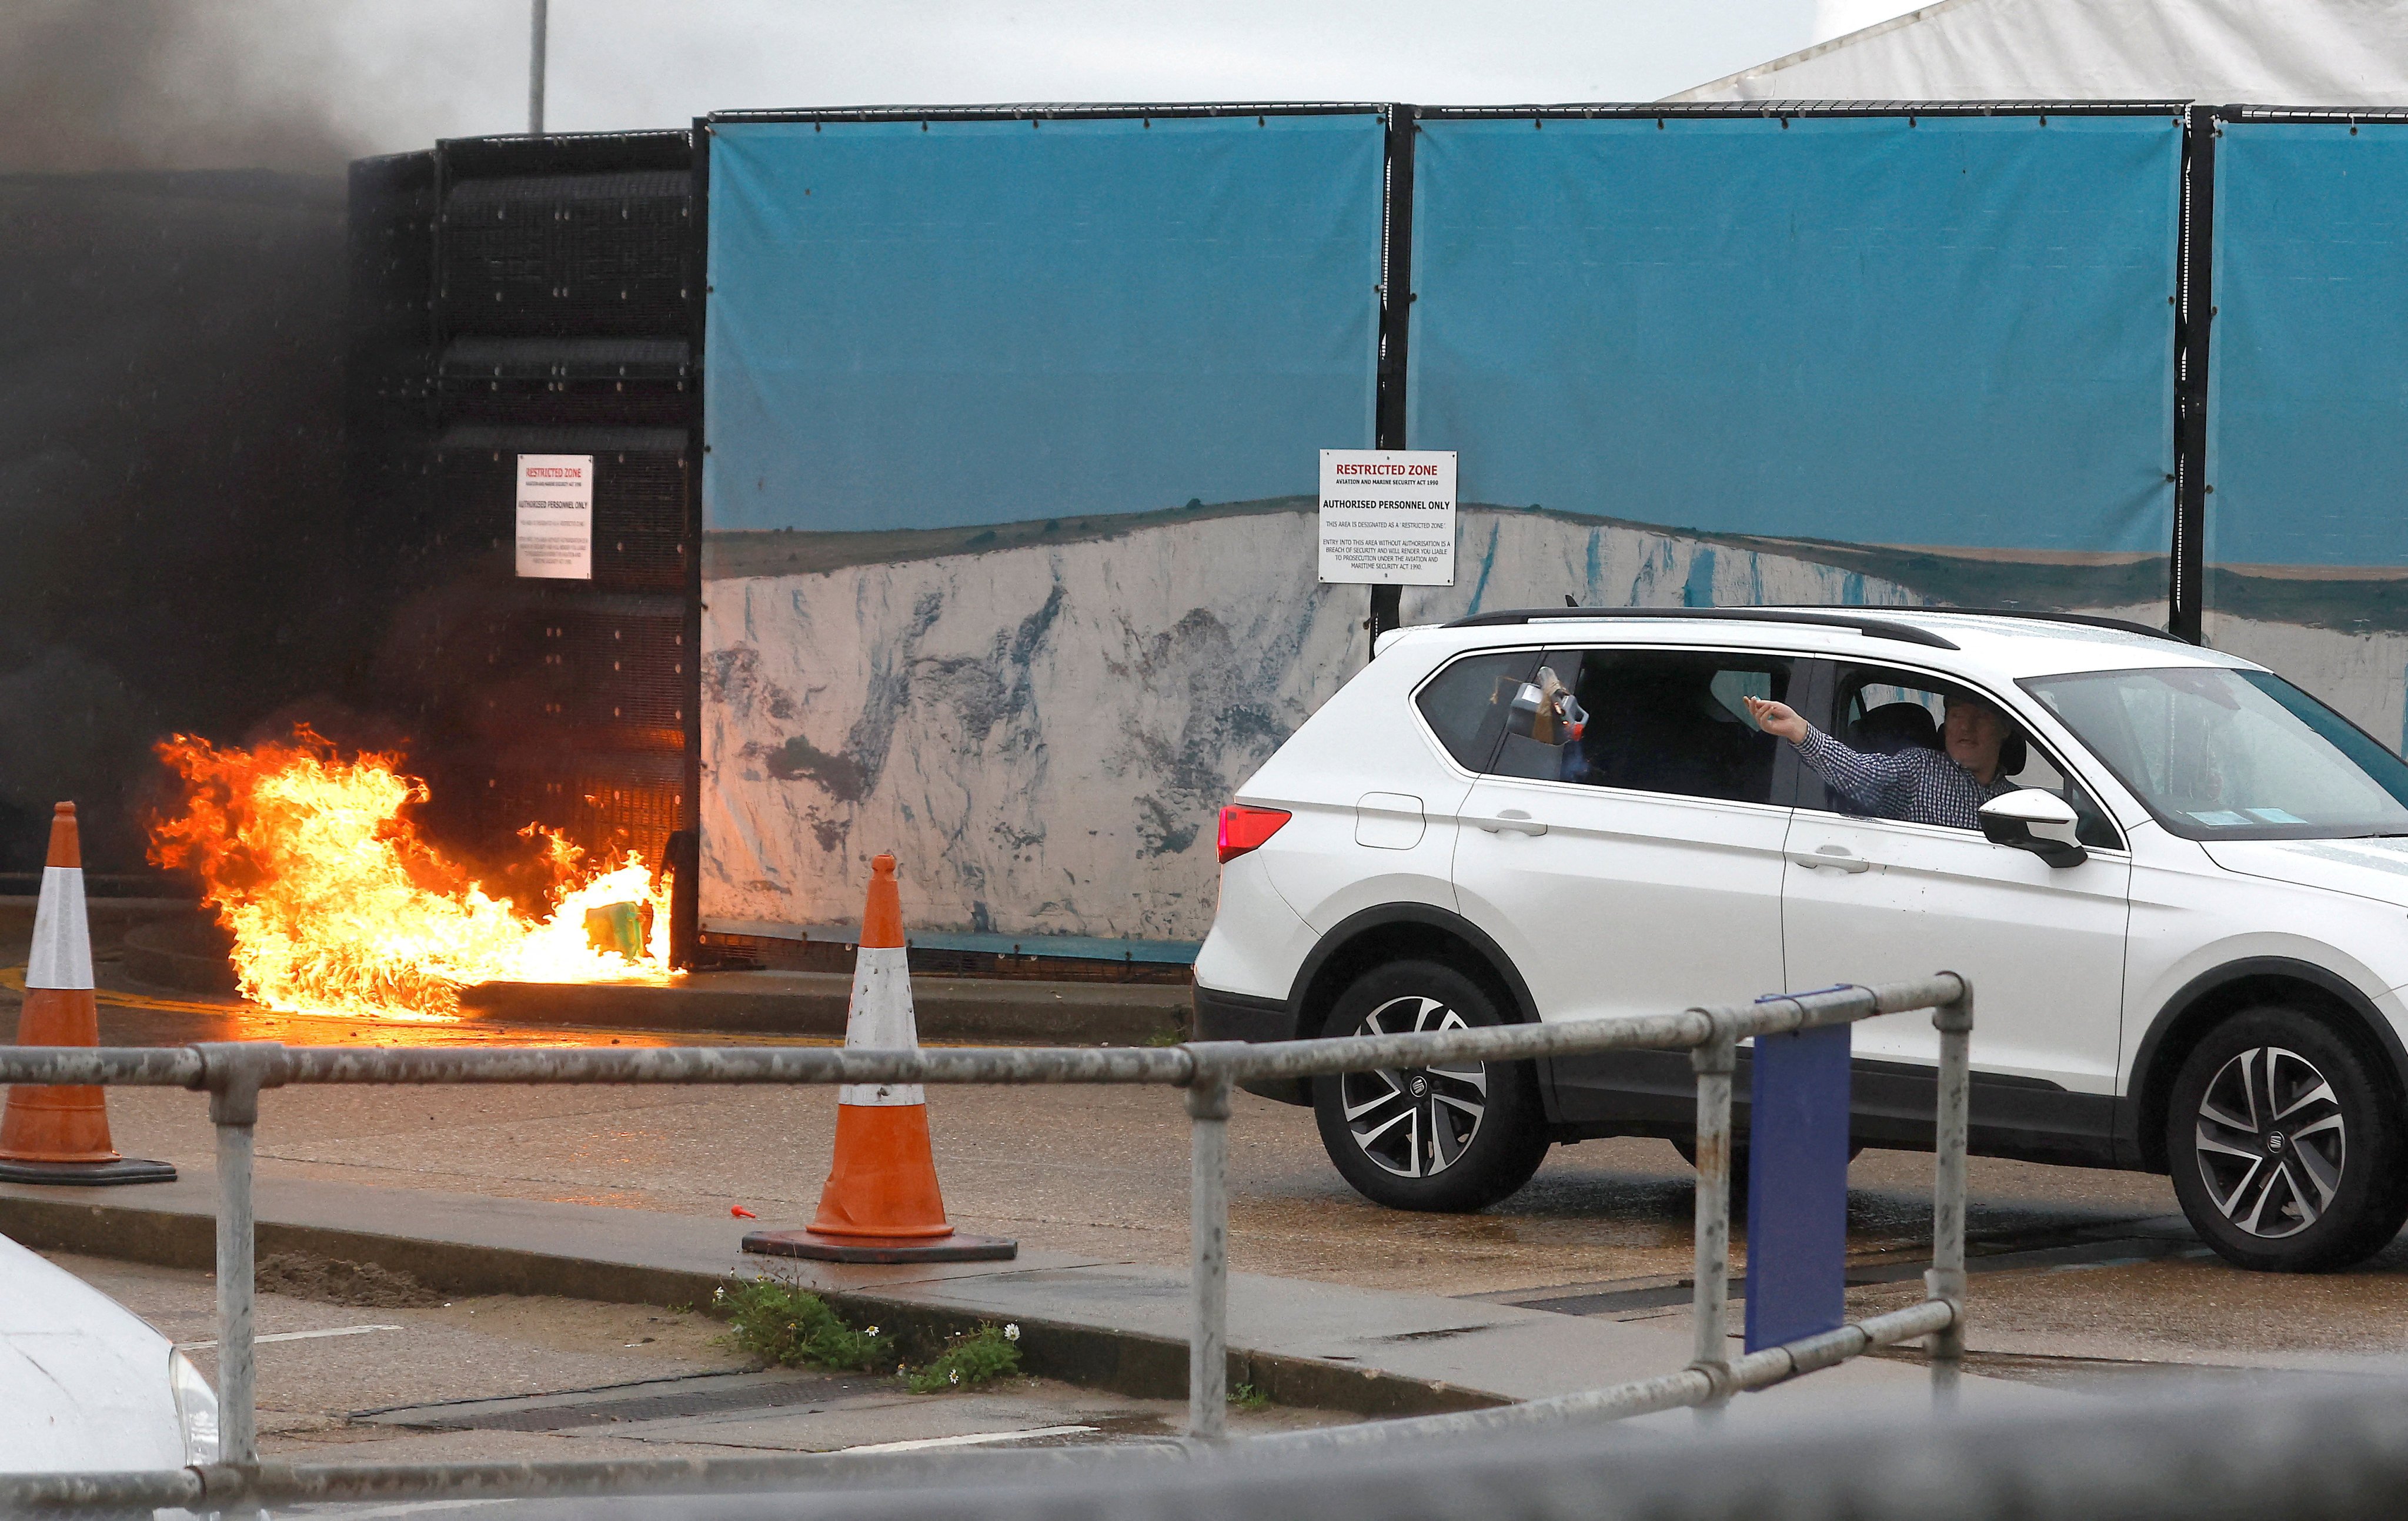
[1788,845,1871,874]
[1478,810,1548,837]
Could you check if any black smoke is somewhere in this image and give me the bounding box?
[0,2,374,872]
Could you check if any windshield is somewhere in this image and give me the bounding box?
[2020,667,2408,841]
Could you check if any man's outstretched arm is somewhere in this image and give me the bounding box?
[1743,697,1913,814]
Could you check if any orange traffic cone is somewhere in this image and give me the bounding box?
[743,854,1014,1264]
[0,803,175,1185]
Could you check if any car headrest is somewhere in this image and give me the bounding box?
[1851,701,1939,756]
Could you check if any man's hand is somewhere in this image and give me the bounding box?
[1743,696,1808,743]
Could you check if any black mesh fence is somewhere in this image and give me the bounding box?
[350,131,697,884]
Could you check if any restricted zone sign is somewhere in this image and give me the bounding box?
[515,453,595,580]
[1318,449,1457,586]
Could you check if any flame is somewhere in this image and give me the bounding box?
[148,728,673,1020]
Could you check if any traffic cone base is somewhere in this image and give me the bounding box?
[1,803,174,1188]
[0,1155,179,1186]
[740,1226,1021,1265]
[743,852,1014,1265]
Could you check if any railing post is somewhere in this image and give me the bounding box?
[1185,1061,1234,1440]
[1926,977,1972,1408]
[1688,1019,1737,1422]
[192,1043,289,1472]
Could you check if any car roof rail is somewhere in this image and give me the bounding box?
[1905,606,2190,643]
[1441,606,1961,650]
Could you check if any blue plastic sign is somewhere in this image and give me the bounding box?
[1744,1021,1852,1352]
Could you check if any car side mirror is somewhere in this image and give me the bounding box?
[1979,788,2088,868]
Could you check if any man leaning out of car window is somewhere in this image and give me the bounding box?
[1742,693,2015,830]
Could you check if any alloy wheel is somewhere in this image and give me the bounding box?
[1340,995,1489,1178]
[2193,1045,2347,1240]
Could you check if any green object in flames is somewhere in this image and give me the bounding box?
[583,901,644,959]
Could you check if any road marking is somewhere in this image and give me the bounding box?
[182,1323,403,1350]
[288,1503,506,1518]
[837,1424,1098,1454]
[1,965,244,1017]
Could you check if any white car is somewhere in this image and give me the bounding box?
[0,1232,218,1474]
[1194,607,2408,1272]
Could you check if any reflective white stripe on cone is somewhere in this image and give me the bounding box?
[26,863,93,991]
[838,945,923,1108]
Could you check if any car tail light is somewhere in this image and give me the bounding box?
[1217,804,1291,863]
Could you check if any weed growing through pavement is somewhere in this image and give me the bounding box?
[906,1321,1023,1393]
[1143,1027,1185,1047]
[714,1278,894,1372]
[1228,1383,1271,1411]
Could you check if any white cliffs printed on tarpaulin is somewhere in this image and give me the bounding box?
[700,498,2407,947]
[2205,613,2408,757]
[702,507,1348,943]
[700,503,1958,944]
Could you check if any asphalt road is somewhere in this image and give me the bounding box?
[12,937,2408,1387]
[35,1001,2408,1380]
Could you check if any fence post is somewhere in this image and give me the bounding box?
[193,1043,289,1470]
[1926,978,1973,1406]
[1689,1019,1737,1421]
[1185,1062,1234,1440]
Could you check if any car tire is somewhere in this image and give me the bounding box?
[1311,960,1550,1212]
[2166,1007,2408,1272]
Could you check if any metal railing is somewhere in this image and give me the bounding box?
[0,972,1970,1514]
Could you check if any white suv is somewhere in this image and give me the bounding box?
[1193,608,2408,1272]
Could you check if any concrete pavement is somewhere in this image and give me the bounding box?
[2,1166,1986,1422]
[457,971,1188,1045]
[54,1250,1342,1465]
[32,1048,2408,1380]
[6,898,1194,1046]
[15,918,2408,1399]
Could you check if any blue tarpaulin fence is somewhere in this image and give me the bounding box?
[704,113,1384,535]
[692,102,2408,948]
[2209,121,2408,570]
[2202,112,2408,754]
[1409,113,2181,560]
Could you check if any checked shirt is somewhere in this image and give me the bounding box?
[1792,725,2015,831]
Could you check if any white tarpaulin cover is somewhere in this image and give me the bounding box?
[1674,0,2408,104]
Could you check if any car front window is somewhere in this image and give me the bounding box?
[2022,666,2408,840]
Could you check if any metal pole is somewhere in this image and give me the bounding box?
[1689,1024,1736,1422]
[210,1094,260,1466]
[1927,977,1973,1407]
[1365,103,1416,663]
[528,0,549,135]
[1185,1069,1234,1439]
[1368,585,1402,655]
[195,1043,285,1474]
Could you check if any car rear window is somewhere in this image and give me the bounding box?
[1493,647,1796,805]
[1415,650,1541,771]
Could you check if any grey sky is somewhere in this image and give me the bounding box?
[2,0,1881,171]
